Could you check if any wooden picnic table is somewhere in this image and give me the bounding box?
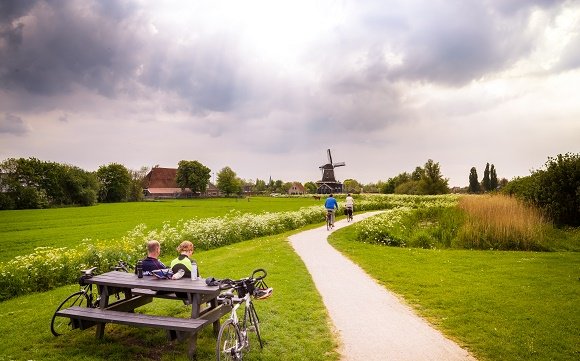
[56,271,230,359]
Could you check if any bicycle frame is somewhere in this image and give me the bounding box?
[228,292,252,352]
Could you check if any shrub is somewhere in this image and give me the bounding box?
[503,153,580,227]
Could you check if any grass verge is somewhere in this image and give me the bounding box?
[0,229,338,361]
[329,225,580,361]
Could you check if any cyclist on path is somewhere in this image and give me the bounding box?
[324,194,339,226]
[345,193,354,219]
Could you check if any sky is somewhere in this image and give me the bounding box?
[1,0,579,187]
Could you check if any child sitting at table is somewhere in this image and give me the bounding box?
[170,240,199,279]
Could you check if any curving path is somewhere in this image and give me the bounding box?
[289,211,477,361]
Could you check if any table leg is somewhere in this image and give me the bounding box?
[210,298,220,336]
[96,285,109,338]
[187,337,198,360]
[186,293,203,358]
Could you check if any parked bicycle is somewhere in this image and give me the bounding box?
[50,260,131,336]
[216,269,272,361]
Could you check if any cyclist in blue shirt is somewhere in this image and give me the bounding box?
[324,194,339,226]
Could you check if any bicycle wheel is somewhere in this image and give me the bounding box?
[50,291,90,336]
[246,302,263,349]
[217,319,243,361]
[326,214,331,230]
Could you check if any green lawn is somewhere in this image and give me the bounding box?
[0,229,338,361]
[0,197,318,262]
[329,225,580,361]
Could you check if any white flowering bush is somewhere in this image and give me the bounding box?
[0,194,460,301]
[353,195,460,248]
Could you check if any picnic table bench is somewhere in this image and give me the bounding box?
[55,271,231,359]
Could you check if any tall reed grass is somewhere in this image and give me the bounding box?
[456,194,549,251]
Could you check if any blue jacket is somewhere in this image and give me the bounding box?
[324,197,338,210]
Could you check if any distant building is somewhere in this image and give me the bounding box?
[288,182,306,195]
[206,182,220,197]
[142,167,218,198]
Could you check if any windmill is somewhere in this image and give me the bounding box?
[316,149,346,194]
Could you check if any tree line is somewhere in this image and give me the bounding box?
[2,154,578,227]
[0,157,468,209]
[0,158,147,209]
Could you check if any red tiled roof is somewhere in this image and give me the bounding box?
[143,168,178,188]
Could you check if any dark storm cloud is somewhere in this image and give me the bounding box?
[138,34,243,113]
[346,1,527,85]
[0,113,29,135]
[0,0,142,96]
[487,0,563,16]
[0,0,575,136]
[0,0,36,22]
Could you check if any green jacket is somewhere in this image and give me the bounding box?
[170,254,198,277]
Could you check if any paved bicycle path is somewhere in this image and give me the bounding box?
[289,211,477,361]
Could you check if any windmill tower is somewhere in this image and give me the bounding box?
[316,149,346,194]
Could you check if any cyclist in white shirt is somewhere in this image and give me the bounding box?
[345,193,354,220]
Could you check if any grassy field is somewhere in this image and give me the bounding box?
[0,229,339,361]
[0,197,318,262]
[329,225,580,361]
[1,195,579,360]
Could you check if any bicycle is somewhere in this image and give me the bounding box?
[345,206,353,222]
[326,209,334,230]
[50,260,131,336]
[215,269,272,361]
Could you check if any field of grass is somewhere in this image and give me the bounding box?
[0,197,318,262]
[1,195,578,361]
[329,225,580,361]
[0,229,339,361]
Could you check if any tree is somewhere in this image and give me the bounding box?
[419,159,449,194]
[490,164,498,191]
[216,166,241,196]
[381,172,411,194]
[343,179,362,193]
[304,181,317,194]
[176,160,211,194]
[281,182,292,193]
[395,180,422,194]
[502,153,580,226]
[411,167,423,181]
[482,163,491,192]
[96,163,131,202]
[272,180,284,193]
[128,166,149,202]
[468,167,480,193]
[0,157,98,209]
[254,179,267,193]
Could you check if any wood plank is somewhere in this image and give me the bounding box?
[57,306,207,332]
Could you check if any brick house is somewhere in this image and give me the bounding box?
[142,167,220,198]
[142,167,190,198]
[288,182,306,195]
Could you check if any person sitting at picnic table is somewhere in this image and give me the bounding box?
[170,240,199,279]
[141,240,167,275]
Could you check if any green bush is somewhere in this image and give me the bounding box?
[503,153,580,227]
